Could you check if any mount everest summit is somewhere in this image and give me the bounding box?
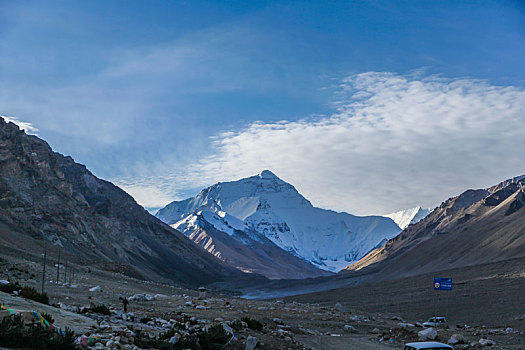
[156,170,412,278]
[384,206,431,229]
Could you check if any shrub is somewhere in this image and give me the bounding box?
[41,312,55,324]
[90,304,111,316]
[0,314,78,349]
[175,334,200,350]
[134,329,185,350]
[240,317,263,331]
[230,320,244,331]
[139,316,152,324]
[0,282,21,294]
[198,324,231,350]
[158,328,177,340]
[19,286,49,305]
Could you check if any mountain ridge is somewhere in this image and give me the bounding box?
[156,170,402,276]
[0,117,254,287]
[345,174,525,278]
[384,206,432,229]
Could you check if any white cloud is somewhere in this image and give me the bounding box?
[1,115,38,134]
[116,182,177,210]
[178,72,525,215]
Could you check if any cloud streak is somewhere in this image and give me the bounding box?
[172,72,525,215]
[1,115,38,135]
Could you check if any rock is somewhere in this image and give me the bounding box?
[195,305,206,310]
[418,327,437,340]
[479,338,496,346]
[398,322,415,328]
[334,303,347,313]
[169,335,180,344]
[223,323,234,336]
[370,328,381,334]
[89,286,101,292]
[505,327,513,333]
[0,280,9,285]
[245,336,257,350]
[448,333,467,344]
[273,318,284,325]
[344,325,357,333]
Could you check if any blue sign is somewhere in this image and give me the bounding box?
[434,277,452,291]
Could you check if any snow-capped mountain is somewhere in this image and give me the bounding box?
[384,206,432,229]
[156,170,401,273]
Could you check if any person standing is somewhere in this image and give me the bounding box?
[122,297,129,314]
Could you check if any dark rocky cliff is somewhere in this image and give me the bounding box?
[0,118,252,286]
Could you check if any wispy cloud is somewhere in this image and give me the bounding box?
[1,115,38,134]
[129,72,525,215]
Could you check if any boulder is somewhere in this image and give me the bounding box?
[448,333,466,344]
[344,325,357,333]
[334,303,347,313]
[222,323,234,336]
[479,338,496,346]
[370,328,381,334]
[245,336,257,350]
[418,327,437,340]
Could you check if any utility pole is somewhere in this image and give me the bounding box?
[56,248,61,284]
[41,241,47,294]
[64,259,68,285]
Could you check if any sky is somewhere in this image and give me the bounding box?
[1,0,525,215]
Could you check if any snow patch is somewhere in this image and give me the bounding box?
[158,171,402,272]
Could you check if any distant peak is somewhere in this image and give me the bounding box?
[259,170,278,179]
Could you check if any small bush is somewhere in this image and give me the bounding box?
[41,312,55,324]
[175,334,200,350]
[158,328,177,340]
[198,324,231,350]
[139,316,152,324]
[0,282,21,294]
[19,286,49,305]
[240,317,263,331]
[0,314,79,349]
[230,320,244,331]
[133,329,181,350]
[90,304,111,316]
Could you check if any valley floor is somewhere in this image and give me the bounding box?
[0,244,524,349]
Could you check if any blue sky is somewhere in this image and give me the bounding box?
[1,0,525,214]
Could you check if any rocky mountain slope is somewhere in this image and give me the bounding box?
[384,206,431,229]
[345,175,525,278]
[0,117,251,286]
[173,211,332,279]
[156,170,401,275]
